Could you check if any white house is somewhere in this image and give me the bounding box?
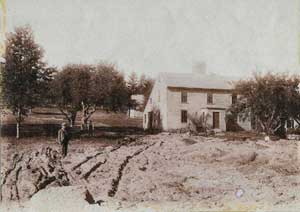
[143,72,251,131]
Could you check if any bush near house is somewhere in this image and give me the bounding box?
[225,112,244,132]
[187,112,212,136]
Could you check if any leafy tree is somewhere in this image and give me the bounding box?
[126,72,139,116]
[139,75,154,110]
[92,63,118,110]
[230,72,300,136]
[110,73,129,112]
[286,79,300,125]
[137,74,147,93]
[127,71,139,95]
[39,66,57,105]
[95,64,129,112]
[1,26,50,138]
[51,64,94,127]
[51,63,130,128]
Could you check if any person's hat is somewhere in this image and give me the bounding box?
[61,122,67,127]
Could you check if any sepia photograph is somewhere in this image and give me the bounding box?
[0,0,300,211]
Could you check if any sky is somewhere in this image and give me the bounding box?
[6,0,300,77]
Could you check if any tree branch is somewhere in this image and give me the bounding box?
[59,107,71,122]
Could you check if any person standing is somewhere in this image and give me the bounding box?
[87,119,94,136]
[57,122,70,157]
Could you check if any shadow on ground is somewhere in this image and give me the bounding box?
[0,124,146,139]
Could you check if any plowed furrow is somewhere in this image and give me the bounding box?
[72,152,103,171]
[1,153,24,186]
[108,143,154,197]
[82,159,107,180]
[72,145,121,171]
[15,166,22,200]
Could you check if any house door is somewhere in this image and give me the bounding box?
[213,112,220,129]
[148,111,153,129]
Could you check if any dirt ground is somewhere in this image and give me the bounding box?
[1,132,300,211]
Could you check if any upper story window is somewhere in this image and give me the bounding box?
[181,91,188,103]
[207,93,213,104]
[232,94,237,104]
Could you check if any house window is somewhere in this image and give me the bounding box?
[181,91,187,103]
[144,114,147,123]
[232,94,237,104]
[181,110,188,123]
[149,97,152,104]
[207,93,213,104]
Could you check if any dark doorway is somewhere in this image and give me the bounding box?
[148,111,153,129]
[213,112,220,129]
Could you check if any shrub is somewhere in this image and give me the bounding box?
[225,112,244,132]
[187,112,212,135]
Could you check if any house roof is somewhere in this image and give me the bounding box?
[159,72,236,90]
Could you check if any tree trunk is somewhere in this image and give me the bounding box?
[70,112,77,128]
[81,117,84,130]
[16,109,21,139]
[81,101,86,130]
[81,102,96,130]
[59,108,74,127]
[16,122,20,139]
[81,116,88,130]
[81,113,87,130]
[83,118,88,129]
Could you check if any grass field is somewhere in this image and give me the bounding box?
[1,107,143,139]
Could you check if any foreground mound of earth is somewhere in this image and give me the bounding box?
[2,185,300,212]
[1,133,300,211]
